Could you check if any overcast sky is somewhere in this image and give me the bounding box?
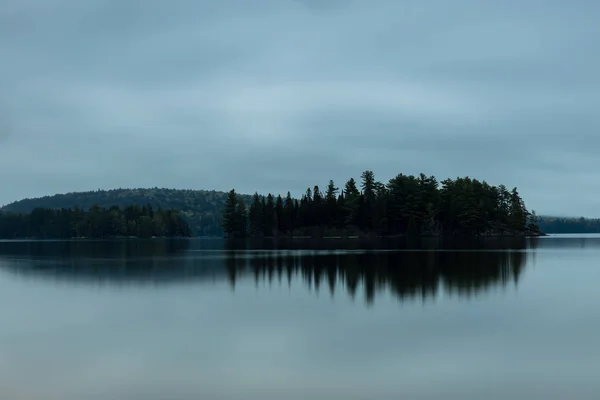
[1,0,599,216]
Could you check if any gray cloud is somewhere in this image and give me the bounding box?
[1,0,599,216]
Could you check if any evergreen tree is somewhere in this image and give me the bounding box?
[325,180,339,229]
[260,197,267,234]
[284,192,295,236]
[344,178,360,199]
[216,171,540,238]
[360,170,376,204]
[236,197,248,237]
[293,199,300,234]
[222,189,239,238]
[509,187,527,232]
[360,170,376,230]
[275,195,284,236]
[248,192,263,237]
[344,178,360,227]
[264,194,276,236]
[313,185,324,233]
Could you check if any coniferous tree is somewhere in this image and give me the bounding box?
[300,188,313,228]
[325,180,339,229]
[236,197,248,237]
[284,192,295,236]
[275,195,284,236]
[374,181,389,235]
[336,192,347,230]
[360,170,376,230]
[293,199,300,234]
[360,170,376,204]
[260,197,267,234]
[313,185,324,234]
[344,178,360,227]
[215,171,539,238]
[509,188,527,232]
[344,178,360,199]
[222,189,238,238]
[264,194,276,236]
[249,192,263,237]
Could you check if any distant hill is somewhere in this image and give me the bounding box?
[1,188,253,237]
[537,216,600,234]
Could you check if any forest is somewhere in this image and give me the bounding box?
[1,188,250,236]
[11,185,596,237]
[222,171,541,238]
[0,204,191,239]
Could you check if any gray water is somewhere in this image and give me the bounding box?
[0,235,599,400]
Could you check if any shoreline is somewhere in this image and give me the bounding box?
[1,233,547,241]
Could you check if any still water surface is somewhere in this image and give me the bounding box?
[0,235,599,399]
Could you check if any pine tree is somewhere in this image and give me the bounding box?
[222,189,238,238]
[249,192,263,237]
[313,185,323,232]
[218,171,539,238]
[509,187,527,233]
[275,195,284,236]
[360,170,376,204]
[264,194,276,236]
[325,180,339,228]
[360,170,376,230]
[284,192,295,236]
[344,178,360,227]
[236,197,248,237]
[344,178,360,199]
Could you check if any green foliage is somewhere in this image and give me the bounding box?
[0,205,190,239]
[0,173,541,239]
[222,190,239,238]
[1,188,253,237]
[248,193,263,238]
[222,170,538,238]
[222,189,248,238]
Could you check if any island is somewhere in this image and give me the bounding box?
[222,170,542,238]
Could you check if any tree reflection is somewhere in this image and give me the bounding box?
[224,245,531,305]
[0,238,532,302]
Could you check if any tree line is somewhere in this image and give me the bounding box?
[0,204,191,239]
[537,216,600,234]
[222,171,540,238]
[1,188,237,237]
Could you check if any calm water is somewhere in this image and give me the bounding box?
[1,235,599,399]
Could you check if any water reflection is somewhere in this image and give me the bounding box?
[225,249,528,304]
[536,234,600,249]
[0,238,532,304]
[2,236,599,400]
[0,239,212,285]
[0,238,193,258]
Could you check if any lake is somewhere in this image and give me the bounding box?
[1,235,599,399]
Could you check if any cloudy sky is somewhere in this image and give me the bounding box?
[1,0,599,216]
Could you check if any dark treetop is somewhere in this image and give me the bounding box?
[222,170,540,238]
[0,204,191,239]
